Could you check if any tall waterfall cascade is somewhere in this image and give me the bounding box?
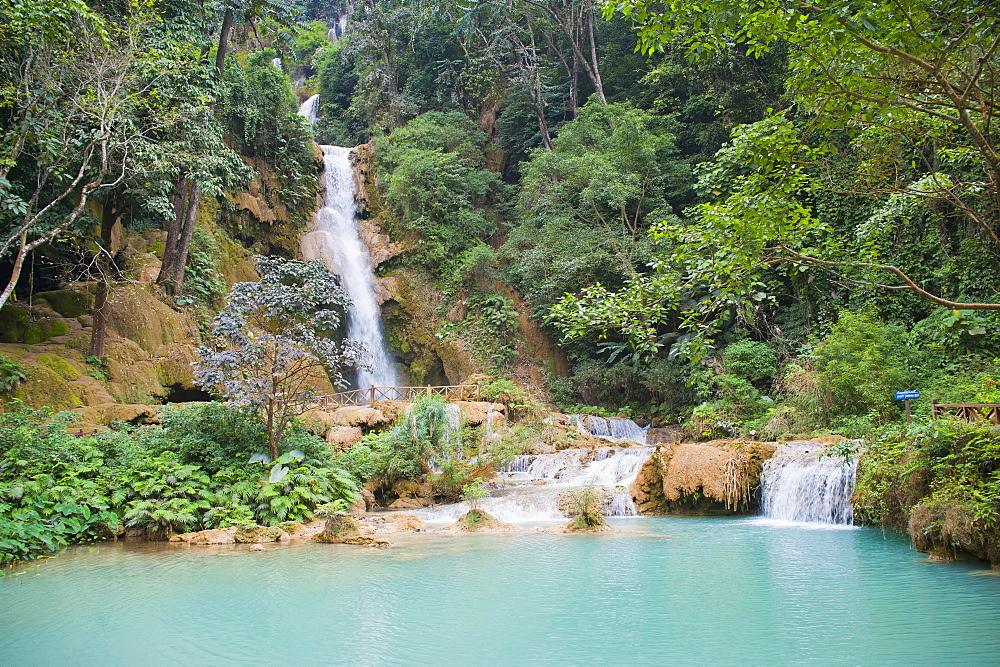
[760,442,858,525]
[298,95,320,125]
[412,446,651,523]
[301,145,397,389]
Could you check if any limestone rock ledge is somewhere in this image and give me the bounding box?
[631,440,777,514]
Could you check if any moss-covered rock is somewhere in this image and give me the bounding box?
[632,440,777,515]
[155,343,198,389]
[103,338,166,404]
[105,285,199,353]
[22,318,70,344]
[234,525,291,543]
[72,403,161,426]
[381,271,479,385]
[0,305,31,343]
[15,363,82,410]
[35,289,92,318]
[35,353,81,380]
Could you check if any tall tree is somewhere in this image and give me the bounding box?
[548,0,1000,362]
[0,2,154,311]
[605,0,1000,311]
[195,257,361,459]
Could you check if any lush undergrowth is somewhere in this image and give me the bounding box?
[0,403,357,567]
[338,395,523,504]
[854,420,1000,565]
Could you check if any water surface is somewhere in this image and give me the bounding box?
[2,517,999,664]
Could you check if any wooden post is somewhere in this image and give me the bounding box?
[932,399,938,420]
[370,386,376,405]
[905,398,912,424]
[426,386,431,397]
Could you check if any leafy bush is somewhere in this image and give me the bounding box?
[814,310,933,423]
[0,355,27,393]
[564,486,607,531]
[338,395,457,493]
[0,402,359,565]
[462,479,488,510]
[854,419,1000,564]
[377,111,506,266]
[723,339,778,383]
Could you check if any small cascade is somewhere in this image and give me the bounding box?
[328,13,349,43]
[271,57,282,69]
[760,443,858,525]
[574,415,649,445]
[301,146,397,389]
[412,446,651,523]
[298,94,320,125]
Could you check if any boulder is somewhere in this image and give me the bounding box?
[234,525,291,543]
[646,426,682,445]
[300,409,338,433]
[331,406,391,428]
[634,440,777,514]
[326,425,363,449]
[72,403,160,426]
[391,480,421,499]
[349,494,367,518]
[387,497,432,511]
[169,527,237,544]
[360,514,427,534]
[276,520,327,541]
[316,514,391,546]
[455,401,506,426]
[359,488,377,511]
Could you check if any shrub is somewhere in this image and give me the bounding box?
[814,310,932,423]
[564,486,607,530]
[723,339,778,383]
[0,355,27,393]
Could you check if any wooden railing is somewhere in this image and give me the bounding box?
[931,400,1000,424]
[317,384,481,408]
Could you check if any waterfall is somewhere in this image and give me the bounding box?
[411,446,651,523]
[298,94,320,125]
[301,146,397,389]
[328,13,349,43]
[759,443,858,525]
[573,415,649,445]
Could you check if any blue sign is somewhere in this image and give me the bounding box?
[895,390,920,400]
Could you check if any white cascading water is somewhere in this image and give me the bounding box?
[412,446,651,523]
[300,145,397,389]
[573,415,648,444]
[299,95,320,125]
[759,442,858,525]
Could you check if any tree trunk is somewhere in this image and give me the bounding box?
[157,178,200,297]
[167,182,201,296]
[157,178,187,289]
[568,51,580,117]
[216,8,234,76]
[88,197,121,359]
[267,400,279,460]
[584,6,606,104]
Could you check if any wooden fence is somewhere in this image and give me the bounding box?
[317,384,481,408]
[931,400,1000,424]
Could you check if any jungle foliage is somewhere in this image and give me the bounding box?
[0,402,357,566]
[3,0,1000,559]
[337,395,522,503]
